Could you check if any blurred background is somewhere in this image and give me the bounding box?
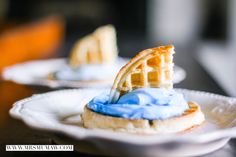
[1,1,236,156]
[0,0,235,95]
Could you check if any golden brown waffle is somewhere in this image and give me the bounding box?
[82,102,205,134]
[69,25,118,68]
[109,45,175,103]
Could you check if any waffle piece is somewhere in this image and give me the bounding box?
[69,25,118,68]
[82,102,205,134]
[109,45,175,103]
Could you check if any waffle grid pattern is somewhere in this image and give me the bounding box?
[69,25,117,68]
[121,52,173,92]
[109,45,174,103]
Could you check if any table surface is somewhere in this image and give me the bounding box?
[0,44,236,157]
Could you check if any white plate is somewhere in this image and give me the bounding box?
[2,58,186,88]
[10,88,236,157]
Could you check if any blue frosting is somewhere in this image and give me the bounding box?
[87,88,189,120]
[54,64,119,81]
[54,58,128,81]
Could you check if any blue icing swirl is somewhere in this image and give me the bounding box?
[87,88,189,120]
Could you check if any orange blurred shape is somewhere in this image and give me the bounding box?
[0,16,65,74]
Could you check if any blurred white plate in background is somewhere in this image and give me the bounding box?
[2,58,186,88]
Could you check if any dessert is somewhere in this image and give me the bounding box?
[69,25,118,68]
[48,25,125,84]
[82,45,205,134]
